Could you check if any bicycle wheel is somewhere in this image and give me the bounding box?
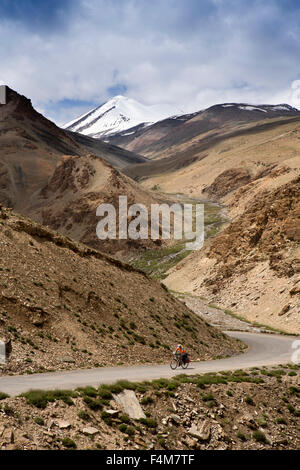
[170,358,178,370]
[181,360,189,369]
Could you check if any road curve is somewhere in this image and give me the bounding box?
[0,332,297,396]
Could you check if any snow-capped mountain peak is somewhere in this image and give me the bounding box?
[63,95,182,138]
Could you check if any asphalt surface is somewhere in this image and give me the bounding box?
[0,332,297,396]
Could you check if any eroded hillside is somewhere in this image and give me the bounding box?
[126,113,300,333]
[27,154,164,255]
[138,116,300,200]
[165,178,300,333]
[0,206,241,375]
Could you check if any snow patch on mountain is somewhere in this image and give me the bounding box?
[63,96,182,138]
[221,103,298,113]
[238,105,268,112]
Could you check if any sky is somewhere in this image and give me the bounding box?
[1,0,300,125]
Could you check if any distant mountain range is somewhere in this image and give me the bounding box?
[119,102,300,181]
[63,95,182,138]
[64,97,300,145]
[0,86,299,334]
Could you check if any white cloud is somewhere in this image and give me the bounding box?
[1,0,300,125]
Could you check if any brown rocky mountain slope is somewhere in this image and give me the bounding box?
[120,103,300,187]
[26,153,164,255]
[0,87,146,211]
[109,103,300,160]
[133,106,300,334]
[0,206,241,375]
[165,177,300,334]
[0,87,161,256]
[66,129,148,169]
[137,114,300,206]
[123,115,300,184]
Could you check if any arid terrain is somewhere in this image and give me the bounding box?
[26,153,165,255]
[117,109,300,334]
[135,115,300,201]
[0,86,299,452]
[0,206,241,376]
[0,87,147,211]
[0,366,299,450]
[0,88,168,256]
[165,177,300,333]
[110,103,300,160]
[1,0,300,454]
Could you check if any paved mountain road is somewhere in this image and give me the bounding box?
[0,332,297,396]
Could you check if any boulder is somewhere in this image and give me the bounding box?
[290,285,300,296]
[82,427,99,436]
[113,389,146,420]
[279,304,290,316]
[57,420,71,429]
[188,420,211,441]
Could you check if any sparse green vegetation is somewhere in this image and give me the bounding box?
[275,417,287,425]
[245,396,255,406]
[157,435,167,448]
[62,437,77,449]
[118,423,127,433]
[129,242,190,280]
[257,417,268,428]
[253,430,269,444]
[77,386,98,397]
[98,387,113,400]
[78,410,90,421]
[139,417,157,428]
[141,396,154,405]
[120,415,131,424]
[3,404,14,416]
[287,403,300,417]
[21,389,76,409]
[34,416,45,426]
[0,392,9,400]
[125,426,135,437]
[9,366,297,447]
[83,396,103,411]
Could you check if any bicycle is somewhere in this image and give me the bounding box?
[170,353,189,370]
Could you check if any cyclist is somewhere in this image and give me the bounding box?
[175,344,189,365]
